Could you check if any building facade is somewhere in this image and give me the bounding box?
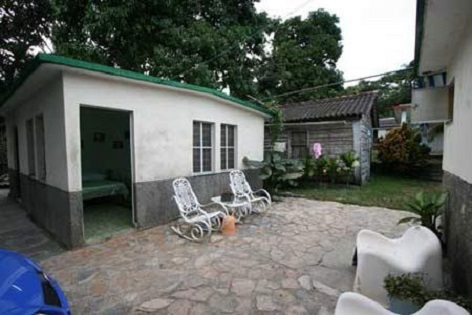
[414,0,472,296]
[0,54,271,248]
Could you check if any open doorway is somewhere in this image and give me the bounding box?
[80,106,134,243]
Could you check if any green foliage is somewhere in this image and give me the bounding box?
[303,155,316,179]
[376,123,431,174]
[259,152,304,195]
[384,273,472,311]
[301,153,358,185]
[256,9,344,102]
[293,174,442,210]
[399,191,448,238]
[339,151,360,185]
[340,151,360,169]
[343,64,414,118]
[0,0,53,96]
[267,105,284,147]
[4,1,345,104]
[326,156,340,183]
[384,273,428,306]
[243,152,304,195]
[314,155,329,184]
[52,0,269,99]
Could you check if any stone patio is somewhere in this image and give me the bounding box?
[36,197,410,314]
[0,189,64,260]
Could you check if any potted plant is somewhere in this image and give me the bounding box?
[384,273,472,314]
[384,273,427,314]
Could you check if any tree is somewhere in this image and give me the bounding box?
[344,64,414,117]
[376,123,431,174]
[257,10,344,102]
[52,0,269,99]
[0,0,53,97]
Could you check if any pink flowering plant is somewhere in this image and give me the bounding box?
[312,143,322,159]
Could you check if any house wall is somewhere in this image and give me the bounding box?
[63,72,265,191]
[441,19,472,297]
[62,72,265,230]
[3,75,83,248]
[411,87,450,123]
[444,20,472,184]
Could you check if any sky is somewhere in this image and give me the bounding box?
[255,0,416,83]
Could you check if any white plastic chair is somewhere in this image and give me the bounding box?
[229,170,271,213]
[334,292,469,315]
[354,226,443,305]
[171,178,226,242]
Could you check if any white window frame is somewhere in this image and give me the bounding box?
[220,124,237,170]
[193,121,214,174]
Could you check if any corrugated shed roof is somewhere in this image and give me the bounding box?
[280,91,378,122]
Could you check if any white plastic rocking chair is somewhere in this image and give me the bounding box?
[171,178,226,242]
[334,292,469,315]
[229,170,272,213]
[354,226,443,305]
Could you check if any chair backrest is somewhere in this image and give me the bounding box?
[398,226,442,256]
[413,300,469,315]
[229,170,253,196]
[334,292,395,315]
[172,178,200,216]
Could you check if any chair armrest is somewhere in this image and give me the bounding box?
[253,189,272,203]
[201,201,230,216]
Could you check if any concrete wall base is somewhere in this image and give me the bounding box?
[134,169,262,228]
[16,171,84,249]
[443,171,472,297]
[9,169,262,248]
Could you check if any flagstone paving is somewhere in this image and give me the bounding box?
[0,189,65,260]
[34,197,411,314]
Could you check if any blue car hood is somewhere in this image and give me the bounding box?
[0,249,43,314]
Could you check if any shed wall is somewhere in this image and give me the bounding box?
[265,121,354,157]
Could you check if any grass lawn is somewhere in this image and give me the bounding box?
[290,174,444,210]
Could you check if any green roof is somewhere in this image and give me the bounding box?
[1,54,273,116]
[414,0,426,76]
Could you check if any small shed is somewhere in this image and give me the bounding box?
[0,54,272,248]
[265,91,379,184]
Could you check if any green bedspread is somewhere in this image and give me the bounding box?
[82,180,129,201]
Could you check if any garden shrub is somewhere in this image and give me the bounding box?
[376,123,431,174]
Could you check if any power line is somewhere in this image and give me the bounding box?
[171,0,315,80]
[260,67,413,101]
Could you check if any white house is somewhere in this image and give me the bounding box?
[0,54,272,248]
[413,0,472,296]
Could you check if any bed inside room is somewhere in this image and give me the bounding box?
[80,106,133,243]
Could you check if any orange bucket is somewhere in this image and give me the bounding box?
[221,215,236,236]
